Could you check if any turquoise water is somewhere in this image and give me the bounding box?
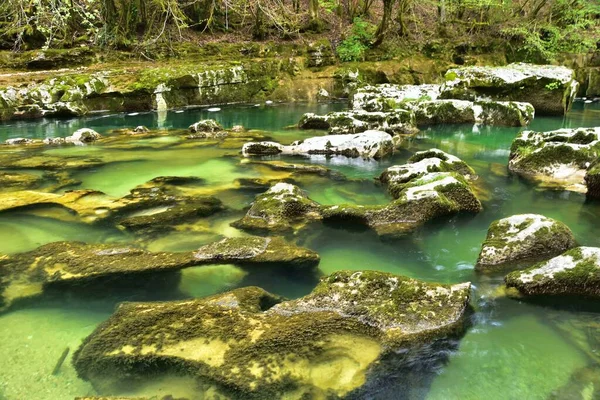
[0,102,598,399]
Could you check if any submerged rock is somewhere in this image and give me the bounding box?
[242,130,395,159]
[440,63,579,115]
[117,196,224,235]
[508,127,600,192]
[323,172,482,238]
[0,172,44,190]
[505,246,600,299]
[298,110,416,135]
[0,237,319,311]
[231,183,321,232]
[351,84,442,112]
[246,160,346,179]
[72,271,471,398]
[194,236,319,269]
[475,214,577,272]
[379,149,476,198]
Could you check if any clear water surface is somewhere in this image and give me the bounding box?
[0,101,598,400]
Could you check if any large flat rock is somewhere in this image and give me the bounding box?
[73,271,471,398]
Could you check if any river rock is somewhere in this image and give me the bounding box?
[0,172,44,190]
[117,196,224,235]
[584,159,600,199]
[323,172,482,238]
[505,246,600,298]
[508,127,600,191]
[475,214,577,272]
[351,84,442,112]
[242,130,395,159]
[68,128,102,143]
[380,149,476,198]
[440,63,579,115]
[194,236,319,269]
[188,119,224,134]
[72,271,471,398]
[0,237,319,311]
[231,183,321,232]
[4,137,36,145]
[411,100,534,127]
[298,110,416,135]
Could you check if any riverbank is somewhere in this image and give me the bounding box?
[1,43,599,122]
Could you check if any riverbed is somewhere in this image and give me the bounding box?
[0,101,598,400]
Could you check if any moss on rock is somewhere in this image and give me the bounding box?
[72,271,470,398]
[379,149,476,198]
[505,246,600,298]
[509,127,600,192]
[324,172,482,238]
[476,214,577,272]
[231,183,321,233]
[440,63,579,116]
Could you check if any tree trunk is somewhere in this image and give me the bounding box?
[310,0,319,20]
[373,0,395,46]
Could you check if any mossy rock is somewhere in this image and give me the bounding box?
[0,172,44,191]
[72,271,470,398]
[243,131,395,160]
[193,236,320,269]
[509,127,600,192]
[380,149,476,198]
[584,159,600,199]
[505,247,600,299]
[323,172,482,238]
[440,63,579,116]
[350,84,441,112]
[475,214,576,272]
[0,236,319,312]
[117,196,224,235]
[298,110,416,136]
[231,183,321,233]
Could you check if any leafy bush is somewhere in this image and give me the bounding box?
[336,17,375,62]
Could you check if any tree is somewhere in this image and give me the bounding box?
[373,0,395,45]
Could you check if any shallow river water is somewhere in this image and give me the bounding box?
[0,102,599,400]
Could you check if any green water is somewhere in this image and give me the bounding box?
[0,102,599,399]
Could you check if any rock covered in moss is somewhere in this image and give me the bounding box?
[298,110,416,135]
[584,159,600,199]
[0,236,319,311]
[323,172,482,238]
[440,63,579,115]
[505,247,600,298]
[409,100,534,127]
[380,149,476,198]
[0,73,108,121]
[0,172,44,190]
[475,214,577,272]
[232,183,321,232]
[72,271,470,398]
[188,119,224,134]
[509,127,600,191]
[351,84,442,112]
[194,236,319,269]
[4,137,36,145]
[117,196,224,234]
[69,128,102,143]
[243,130,395,159]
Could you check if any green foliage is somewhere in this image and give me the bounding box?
[545,82,560,91]
[320,0,338,13]
[501,0,599,62]
[336,17,375,62]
